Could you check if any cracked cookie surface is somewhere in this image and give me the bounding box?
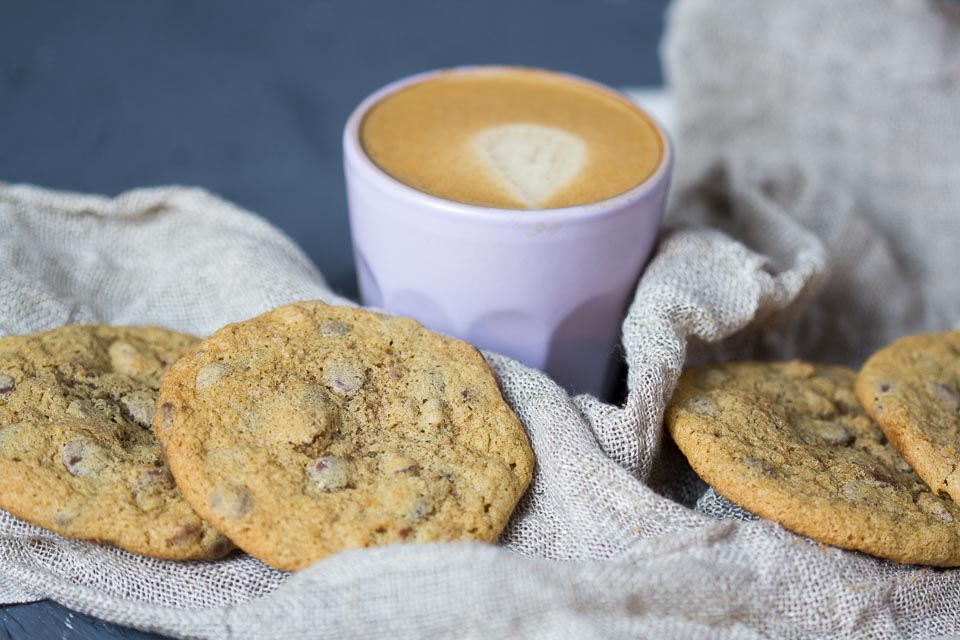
[667,361,960,566]
[155,301,534,571]
[856,332,960,506]
[0,325,233,560]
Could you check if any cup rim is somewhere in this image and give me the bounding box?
[343,65,673,224]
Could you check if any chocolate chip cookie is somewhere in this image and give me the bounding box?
[856,332,960,505]
[667,361,960,566]
[155,301,534,571]
[0,325,233,560]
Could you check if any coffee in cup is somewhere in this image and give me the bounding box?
[344,66,671,397]
[359,67,663,210]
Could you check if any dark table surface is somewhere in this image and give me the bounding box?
[0,0,669,637]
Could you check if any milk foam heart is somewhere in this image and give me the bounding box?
[471,124,587,208]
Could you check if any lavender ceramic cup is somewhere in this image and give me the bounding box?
[343,67,672,397]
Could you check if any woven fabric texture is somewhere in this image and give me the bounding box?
[2,0,959,636]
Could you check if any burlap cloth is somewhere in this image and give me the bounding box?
[1,0,959,636]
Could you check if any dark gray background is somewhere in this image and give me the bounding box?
[0,0,670,637]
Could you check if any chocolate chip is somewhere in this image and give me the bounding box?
[806,420,853,446]
[279,385,340,453]
[0,374,14,397]
[210,485,254,518]
[208,536,235,558]
[878,383,891,393]
[195,362,229,392]
[873,469,897,485]
[120,392,157,428]
[61,439,109,477]
[168,523,202,546]
[323,361,364,395]
[306,455,352,493]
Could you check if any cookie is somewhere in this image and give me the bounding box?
[666,360,960,566]
[856,332,960,505]
[155,301,534,571]
[0,325,233,560]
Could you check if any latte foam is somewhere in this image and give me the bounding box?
[359,68,663,210]
[471,123,587,208]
